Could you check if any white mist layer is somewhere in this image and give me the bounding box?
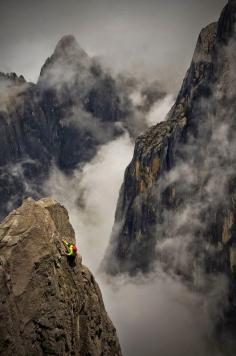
[98,272,226,356]
[45,132,134,273]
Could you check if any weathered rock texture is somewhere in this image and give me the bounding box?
[103,0,236,279]
[0,197,122,356]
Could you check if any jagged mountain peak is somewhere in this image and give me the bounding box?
[39,34,89,80]
[0,72,26,85]
[53,34,87,59]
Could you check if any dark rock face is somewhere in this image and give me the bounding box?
[103,0,236,283]
[0,197,122,356]
[0,36,146,220]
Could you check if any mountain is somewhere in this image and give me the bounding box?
[103,0,236,299]
[0,35,149,220]
[0,197,122,355]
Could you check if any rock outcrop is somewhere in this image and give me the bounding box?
[0,197,122,356]
[103,0,236,280]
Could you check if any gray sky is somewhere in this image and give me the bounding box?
[0,0,226,90]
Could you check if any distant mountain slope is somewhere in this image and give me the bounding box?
[0,35,158,219]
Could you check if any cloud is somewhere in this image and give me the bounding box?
[154,92,236,276]
[98,268,227,356]
[2,16,234,355]
[42,115,232,356]
[38,44,173,144]
[42,83,231,355]
[117,75,174,130]
[42,88,208,356]
[44,132,134,273]
[0,3,233,355]
[129,90,142,106]
[43,75,175,272]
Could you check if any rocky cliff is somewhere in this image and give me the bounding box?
[103,0,236,281]
[0,197,122,356]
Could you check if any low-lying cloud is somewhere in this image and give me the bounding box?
[42,83,229,355]
[99,270,227,356]
[44,132,134,272]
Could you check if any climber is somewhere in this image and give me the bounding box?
[62,239,77,256]
[62,239,77,266]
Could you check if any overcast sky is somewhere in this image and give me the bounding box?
[0,0,226,90]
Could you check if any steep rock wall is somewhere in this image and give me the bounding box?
[0,197,122,356]
[103,0,236,280]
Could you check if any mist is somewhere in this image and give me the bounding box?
[44,132,134,272]
[0,1,234,355]
[99,270,227,356]
[43,87,228,355]
[45,18,236,356]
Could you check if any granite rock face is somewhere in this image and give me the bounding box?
[0,197,122,356]
[103,0,236,281]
